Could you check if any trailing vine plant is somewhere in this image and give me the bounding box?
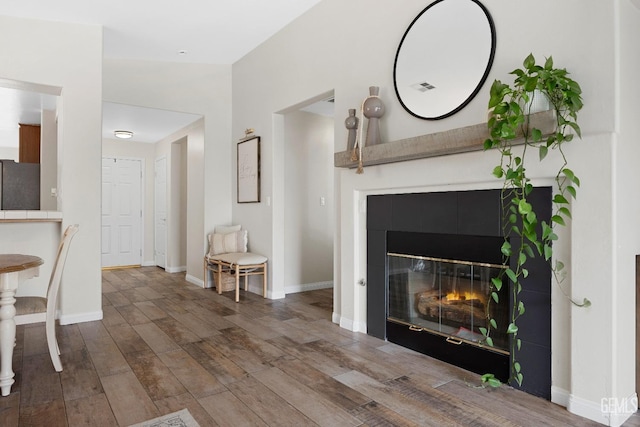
[479,54,590,389]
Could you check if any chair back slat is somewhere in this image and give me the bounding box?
[46,224,79,316]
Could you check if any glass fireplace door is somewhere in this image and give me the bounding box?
[387,252,508,352]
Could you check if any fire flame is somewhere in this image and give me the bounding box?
[445,291,482,302]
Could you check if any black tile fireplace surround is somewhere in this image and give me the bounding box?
[366,188,552,399]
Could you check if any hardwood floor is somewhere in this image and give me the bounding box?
[1,266,636,426]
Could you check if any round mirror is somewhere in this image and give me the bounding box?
[393,0,496,120]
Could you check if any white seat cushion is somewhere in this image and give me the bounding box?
[206,252,267,265]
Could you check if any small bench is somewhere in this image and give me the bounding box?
[204,252,267,302]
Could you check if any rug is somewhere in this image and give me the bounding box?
[128,408,200,427]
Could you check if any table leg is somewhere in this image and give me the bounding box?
[0,272,18,397]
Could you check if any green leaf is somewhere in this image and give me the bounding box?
[479,327,488,336]
[566,185,577,199]
[556,260,565,271]
[493,102,509,115]
[552,215,566,226]
[531,128,542,142]
[563,168,577,183]
[481,373,501,388]
[491,277,503,291]
[518,199,532,215]
[501,241,512,257]
[492,292,500,303]
[553,194,569,204]
[492,165,504,178]
[505,268,517,284]
[543,244,553,261]
[490,318,498,329]
[559,207,572,219]
[522,268,529,278]
[544,56,553,70]
[539,145,548,161]
[523,243,535,258]
[523,53,536,70]
[514,362,522,373]
[486,337,494,347]
[517,338,522,351]
[518,301,525,315]
[507,323,519,334]
[524,76,539,92]
[488,81,507,108]
[516,372,524,386]
[519,252,527,265]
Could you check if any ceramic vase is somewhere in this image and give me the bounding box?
[363,86,385,146]
[345,109,358,151]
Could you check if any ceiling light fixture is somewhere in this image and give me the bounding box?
[114,130,133,139]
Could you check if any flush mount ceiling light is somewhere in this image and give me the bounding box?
[114,130,133,139]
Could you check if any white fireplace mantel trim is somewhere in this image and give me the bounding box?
[338,174,572,404]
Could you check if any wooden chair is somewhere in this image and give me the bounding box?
[203,226,267,302]
[204,252,267,302]
[14,224,79,372]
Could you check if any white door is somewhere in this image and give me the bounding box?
[154,157,167,269]
[102,158,142,267]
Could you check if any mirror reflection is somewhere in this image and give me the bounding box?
[393,0,496,120]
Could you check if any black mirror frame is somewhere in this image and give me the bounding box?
[393,0,497,121]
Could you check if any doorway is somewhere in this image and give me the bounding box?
[101,157,143,267]
[154,156,167,269]
[281,93,335,294]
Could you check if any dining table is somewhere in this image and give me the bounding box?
[0,254,43,396]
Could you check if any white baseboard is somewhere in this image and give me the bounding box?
[59,310,103,325]
[141,261,156,267]
[551,386,570,408]
[185,274,204,288]
[332,312,340,325]
[568,391,637,426]
[165,265,186,274]
[338,315,366,333]
[285,281,333,294]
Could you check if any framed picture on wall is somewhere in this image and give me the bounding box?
[237,136,260,203]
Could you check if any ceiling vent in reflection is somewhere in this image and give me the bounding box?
[411,81,436,92]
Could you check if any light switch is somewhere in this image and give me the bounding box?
[320,196,326,206]
[51,188,57,197]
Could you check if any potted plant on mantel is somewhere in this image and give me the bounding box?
[480,53,590,388]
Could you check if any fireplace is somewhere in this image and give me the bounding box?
[366,189,552,398]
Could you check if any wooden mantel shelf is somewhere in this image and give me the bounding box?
[334,110,556,169]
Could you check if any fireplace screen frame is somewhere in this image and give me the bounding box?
[387,251,509,355]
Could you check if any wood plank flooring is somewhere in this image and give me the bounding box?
[2,266,638,426]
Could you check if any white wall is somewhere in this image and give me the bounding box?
[0,147,17,160]
[103,59,230,284]
[232,0,637,424]
[611,0,640,418]
[284,110,334,292]
[0,15,103,324]
[40,108,58,210]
